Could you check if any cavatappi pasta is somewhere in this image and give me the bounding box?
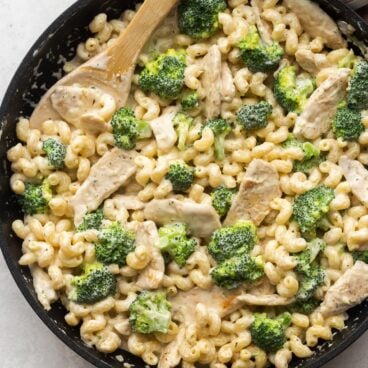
[8,1,368,367]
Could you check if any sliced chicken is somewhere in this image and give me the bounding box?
[112,195,145,210]
[135,221,165,290]
[293,68,350,140]
[149,106,178,153]
[251,0,272,44]
[235,293,294,306]
[319,261,368,316]
[50,85,116,134]
[284,0,346,49]
[339,156,368,207]
[202,45,222,119]
[224,159,281,226]
[144,199,221,238]
[295,49,328,75]
[221,62,236,102]
[70,148,137,226]
[30,265,58,311]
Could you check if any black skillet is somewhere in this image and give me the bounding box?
[1,1,368,367]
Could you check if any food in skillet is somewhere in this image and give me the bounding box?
[7,0,368,367]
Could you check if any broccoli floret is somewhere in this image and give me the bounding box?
[332,102,363,141]
[297,265,325,301]
[236,101,272,131]
[211,254,264,289]
[352,250,368,263]
[250,313,292,352]
[95,222,135,266]
[129,291,171,334]
[282,134,324,174]
[211,186,237,218]
[111,107,151,150]
[180,89,200,111]
[19,181,52,215]
[295,239,326,301]
[347,60,368,110]
[293,186,335,238]
[202,118,231,160]
[70,263,116,304]
[157,223,197,267]
[77,208,104,232]
[173,112,194,151]
[178,0,227,39]
[139,49,186,99]
[238,25,284,73]
[208,221,257,263]
[166,161,194,192]
[274,66,315,113]
[295,239,326,275]
[42,138,66,169]
[289,298,321,315]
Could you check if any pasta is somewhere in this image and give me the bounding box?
[8,1,368,367]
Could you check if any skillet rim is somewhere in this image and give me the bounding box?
[0,1,368,368]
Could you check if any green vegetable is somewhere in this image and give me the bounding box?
[157,223,197,267]
[129,291,171,334]
[208,221,257,263]
[139,49,186,99]
[236,101,272,131]
[238,25,284,73]
[297,265,325,301]
[338,50,357,69]
[166,161,194,192]
[111,107,151,150]
[173,112,194,151]
[202,118,231,160]
[19,181,52,215]
[211,186,237,218]
[289,298,321,315]
[332,102,363,141]
[352,250,368,264]
[347,60,368,110]
[77,208,104,232]
[250,313,292,352]
[282,134,324,174]
[180,89,200,111]
[70,263,116,304]
[274,65,315,113]
[295,239,326,275]
[42,138,66,169]
[293,186,335,238]
[211,253,264,289]
[95,222,135,266]
[178,0,227,39]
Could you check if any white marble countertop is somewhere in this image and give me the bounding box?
[0,1,367,367]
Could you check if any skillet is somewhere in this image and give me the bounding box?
[1,0,368,367]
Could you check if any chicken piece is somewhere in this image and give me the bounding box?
[293,68,350,140]
[70,148,137,226]
[319,261,368,316]
[111,195,145,211]
[149,106,178,153]
[235,293,294,306]
[284,0,346,49]
[224,159,281,226]
[30,265,58,311]
[339,156,368,207]
[50,85,116,134]
[202,45,222,119]
[135,221,165,290]
[251,0,272,44]
[295,49,328,75]
[144,199,221,238]
[221,62,236,102]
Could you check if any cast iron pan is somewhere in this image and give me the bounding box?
[1,1,368,367]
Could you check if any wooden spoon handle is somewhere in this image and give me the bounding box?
[107,0,179,75]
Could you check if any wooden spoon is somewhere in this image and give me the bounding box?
[30,0,178,129]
